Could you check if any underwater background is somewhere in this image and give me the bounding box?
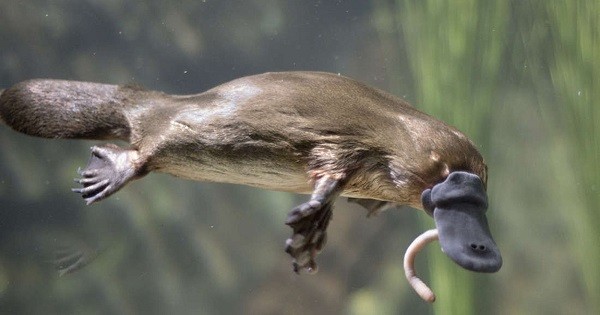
[0,1,598,314]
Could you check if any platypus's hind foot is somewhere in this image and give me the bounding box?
[72,144,143,205]
[284,176,343,274]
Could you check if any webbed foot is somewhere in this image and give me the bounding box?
[285,199,333,274]
[72,144,142,204]
[284,176,343,274]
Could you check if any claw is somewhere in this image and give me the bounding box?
[80,169,99,177]
[306,260,318,274]
[74,177,97,185]
[75,179,109,198]
[285,234,305,251]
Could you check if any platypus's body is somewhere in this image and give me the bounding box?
[1,72,484,204]
[0,72,501,297]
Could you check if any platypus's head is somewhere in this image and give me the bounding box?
[421,171,502,272]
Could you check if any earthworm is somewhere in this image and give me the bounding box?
[403,228,439,303]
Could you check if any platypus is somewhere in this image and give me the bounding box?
[0,71,501,302]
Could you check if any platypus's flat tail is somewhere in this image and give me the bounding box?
[0,80,133,141]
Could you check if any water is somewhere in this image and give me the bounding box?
[0,1,597,314]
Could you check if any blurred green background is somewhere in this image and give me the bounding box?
[0,1,597,314]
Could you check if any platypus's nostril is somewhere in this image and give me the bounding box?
[470,243,487,252]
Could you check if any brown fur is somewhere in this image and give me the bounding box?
[0,71,486,209]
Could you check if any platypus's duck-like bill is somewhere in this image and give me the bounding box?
[0,71,501,302]
[405,171,501,302]
[422,171,501,273]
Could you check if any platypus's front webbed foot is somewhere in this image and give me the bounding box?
[72,144,142,205]
[284,176,342,274]
[285,200,332,273]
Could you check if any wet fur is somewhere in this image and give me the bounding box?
[0,72,486,209]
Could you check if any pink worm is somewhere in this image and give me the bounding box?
[403,229,439,303]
